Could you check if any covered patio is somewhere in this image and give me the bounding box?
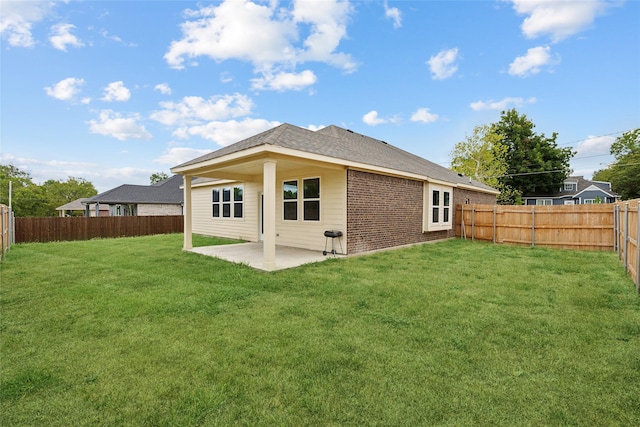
[188,242,340,271]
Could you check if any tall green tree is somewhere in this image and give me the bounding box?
[1,164,97,216]
[449,125,521,204]
[150,172,169,184]
[593,128,640,200]
[41,177,98,216]
[491,109,574,200]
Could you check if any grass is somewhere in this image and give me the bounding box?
[1,234,639,426]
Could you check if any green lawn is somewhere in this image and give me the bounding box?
[1,235,639,426]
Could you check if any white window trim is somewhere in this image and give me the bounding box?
[281,177,321,222]
[536,199,552,206]
[423,183,453,232]
[212,184,244,219]
[583,198,595,204]
[302,176,321,222]
[282,179,299,221]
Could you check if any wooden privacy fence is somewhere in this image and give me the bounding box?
[615,200,640,292]
[1,204,15,260]
[15,215,184,243]
[456,201,640,292]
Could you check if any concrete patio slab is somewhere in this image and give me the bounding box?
[189,242,340,271]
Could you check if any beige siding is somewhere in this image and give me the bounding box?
[192,182,261,241]
[276,167,347,253]
[138,204,182,216]
[191,166,347,253]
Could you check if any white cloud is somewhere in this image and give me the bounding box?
[44,77,85,101]
[384,1,402,28]
[154,83,172,95]
[576,135,615,156]
[150,93,254,126]
[49,23,83,51]
[470,97,536,111]
[307,124,326,131]
[362,110,390,126]
[410,108,439,124]
[88,110,152,141]
[101,81,131,102]
[174,118,281,146]
[251,69,317,91]
[154,147,212,165]
[427,48,459,80]
[508,46,555,77]
[164,0,355,90]
[0,0,53,47]
[510,0,610,43]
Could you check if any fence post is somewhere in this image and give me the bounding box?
[1,205,5,260]
[461,204,465,239]
[624,203,629,272]
[613,204,617,253]
[471,205,475,241]
[531,206,535,247]
[636,201,640,291]
[493,205,497,244]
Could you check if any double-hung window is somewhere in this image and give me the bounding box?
[283,180,298,221]
[424,183,452,232]
[282,177,320,221]
[212,185,243,219]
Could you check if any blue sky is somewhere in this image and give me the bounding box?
[1,0,638,193]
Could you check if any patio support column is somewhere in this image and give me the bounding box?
[263,159,277,271]
[183,175,193,250]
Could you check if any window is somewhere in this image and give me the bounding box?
[536,199,552,206]
[283,180,298,221]
[564,183,575,191]
[213,185,243,218]
[583,199,595,204]
[303,178,320,221]
[424,183,452,232]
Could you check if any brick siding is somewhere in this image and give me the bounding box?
[346,169,496,254]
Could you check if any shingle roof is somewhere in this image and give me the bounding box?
[174,123,496,192]
[84,175,184,205]
[524,176,618,198]
[56,198,91,211]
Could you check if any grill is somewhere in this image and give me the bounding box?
[323,230,343,256]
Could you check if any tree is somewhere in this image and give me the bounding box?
[450,125,508,189]
[449,125,521,204]
[41,177,98,216]
[593,128,640,200]
[491,109,574,200]
[150,172,169,184]
[0,164,98,216]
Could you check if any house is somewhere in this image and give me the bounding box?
[523,176,620,206]
[56,198,109,217]
[82,175,184,216]
[171,123,498,270]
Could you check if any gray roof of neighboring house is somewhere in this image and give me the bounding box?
[84,175,184,205]
[174,123,496,192]
[56,198,91,211]
[524,176,619,198]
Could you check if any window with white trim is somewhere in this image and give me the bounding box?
[424,183,452,232]
[283,177,320,221]
[283,180,298,221]
[583,199,595,204]
[536,199,552,206]
[303,178,320,221]
[212,185,243,218]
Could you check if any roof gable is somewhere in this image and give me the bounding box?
[173,123,496,192]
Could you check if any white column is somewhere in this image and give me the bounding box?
[263,160,277,270]
[183,175,193,250]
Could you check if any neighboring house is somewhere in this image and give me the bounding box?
[82,175,184,216]
[56,198,109,217]
[171,123,498,270]
[523,176,620,206]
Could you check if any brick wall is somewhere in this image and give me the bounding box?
[346,170,496,254]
